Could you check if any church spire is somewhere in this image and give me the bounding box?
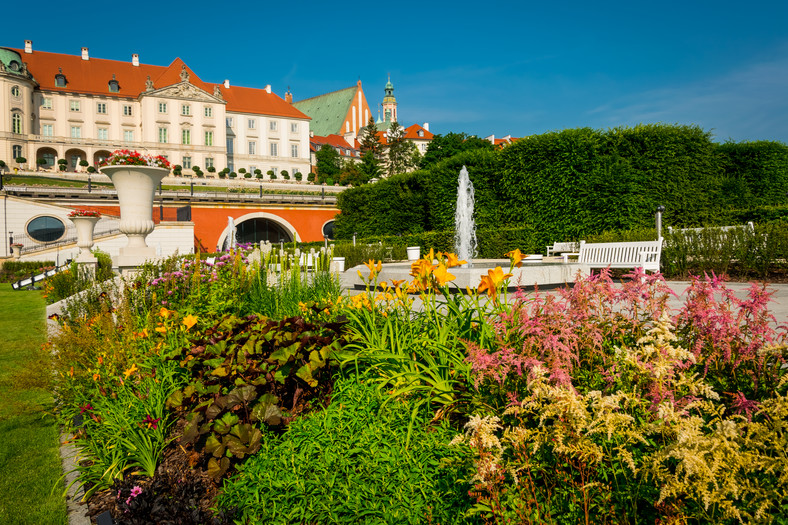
[382,74,397,123]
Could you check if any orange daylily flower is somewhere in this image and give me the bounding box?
[155,325,167,333]
[477,266,514,298]
[505,249,525,268]
[390,279,406,289]
[424,248,436,263]
[433,264,456,285]
[159,307,172,319]
[444,253,467,268]
[182,314,198,330]
[364,259,383,278]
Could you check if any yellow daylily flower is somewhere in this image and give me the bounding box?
[123,363,139,379]
[505,248,525,268]
[433,264,456,285]
[444,253,467,268]
[182,314,198,330]
[155,325,167,333]
[159,307,172,319]
[364,259,383,278]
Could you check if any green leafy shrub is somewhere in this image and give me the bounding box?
[42,251,114,304]
[164,312,346,479]
[218,377,476,524]
[0,260,55,283]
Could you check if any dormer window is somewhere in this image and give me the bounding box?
[418,130,424,137]
[108,75,119,93]
[9,60,21,72]
[55,68,66,87]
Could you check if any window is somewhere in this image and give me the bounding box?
[182,129,191,145]
[270,143,278,157]
[26,216,66,243]
[70,100,80,112]
[158,127,168,143]
[181,104,190,116]
[226,117,233,127]
[183,156,192,169]
[158,102,167,113]
[108,77,120,93]
[205,131,213,146]
[97,102,107,114]
[248,141,256,155]
[70,126,82,138]
[248,119,255,129]
[291,122,298,133]
[41,98,52,110]
[269,120,278,131]
[42,124,53,137]
[226,138,234,154]
[204,106,212,117]
[291,144,298,158]
[12,113,22,134]
[12,145,22,159]
[123,105,132,116]
[11,85,20,97]
[97,127,109,140]
[123,130,134,142]
[205,157,214,169]
[55,71,66,87]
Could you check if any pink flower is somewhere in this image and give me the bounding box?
[142,415,161,429]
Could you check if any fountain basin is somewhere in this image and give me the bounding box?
[349,258,590,292]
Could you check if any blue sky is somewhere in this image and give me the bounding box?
[5,0,788,143]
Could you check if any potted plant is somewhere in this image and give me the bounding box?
[172,164,182,176]
[294,171,303,181]
[207,166,216,175]
[87,166,96,174]
[10,243,23,258]
[99,149,170,263]
[281,170,290,180]
[68,209,102,262]
[79,159,89,171]
[267,170,276,180]
[37,158,48,171]
[254,169,262,179]
[58,159,68,172]
[229,171,237,179]
[15,157,26,172]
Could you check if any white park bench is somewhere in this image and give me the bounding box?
[578,239,663,272]
[546,241,584,257]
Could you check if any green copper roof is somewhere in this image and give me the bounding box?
[0,48,27,77]
[293,86,356,136]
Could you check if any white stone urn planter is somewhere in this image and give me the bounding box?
[331,256,345,273]
[407,246,421,261]
[10,244,22,258]
[100,165,168,269]
[70,216,100,263]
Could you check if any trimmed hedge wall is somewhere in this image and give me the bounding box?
[335,124,788,247]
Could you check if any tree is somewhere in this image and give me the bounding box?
[359,117,382,156]
[307,171,315,183]
[419,132,495,169]
[339,160,369,186]
[359,151,381,181]
[173,164,183,176]
[207,166,216,173]
[255,169,263,179]
[268,170,277,180]
[315,144,341,183]
[294,171,303,181]
[386,122,416,177]
[281,170,290,180]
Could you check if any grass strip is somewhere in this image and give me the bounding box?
[0,284,68,525]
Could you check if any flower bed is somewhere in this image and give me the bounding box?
[48,247,788,524]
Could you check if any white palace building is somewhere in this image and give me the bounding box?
[0,40,312,178]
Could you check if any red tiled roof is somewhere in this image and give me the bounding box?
[310,134,359,156]
[403,124,434,140]
[9,48,309,120]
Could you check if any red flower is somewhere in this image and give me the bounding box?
[142,414,161,429]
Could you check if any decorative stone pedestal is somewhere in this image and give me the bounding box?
[70,216,100,265]
[100,165,168,270]
[10,245,22,258]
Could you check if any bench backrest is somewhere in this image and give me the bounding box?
[550,241,580,252]
[578,239,662,267]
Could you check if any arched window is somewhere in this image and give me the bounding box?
[12,113,22,134]
[55,68,67,87]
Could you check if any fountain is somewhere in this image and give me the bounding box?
[345,167,589,291]
[227,216,237,250]
[454,166,477,266]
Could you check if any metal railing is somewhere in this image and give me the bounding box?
[3,184,337,205]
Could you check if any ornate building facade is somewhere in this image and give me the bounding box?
[0,41,312,179]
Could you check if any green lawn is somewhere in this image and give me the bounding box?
[0,285,68,525]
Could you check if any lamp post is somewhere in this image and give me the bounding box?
[159,182,164,221]
[353,232,357,247]
[190,180,194,197]
[87,172,92,193]
[656,205,665,239]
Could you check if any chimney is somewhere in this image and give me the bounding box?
[423,122,429,132]
[285,88,292,103]
[24,40,32,54]
[81,47,89,60]
[223,79,230,88]
[132,54,139,66]
[264,84,271,94]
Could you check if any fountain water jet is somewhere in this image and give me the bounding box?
[454,166,477,266]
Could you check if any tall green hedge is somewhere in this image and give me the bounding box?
[335,124,788,245]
